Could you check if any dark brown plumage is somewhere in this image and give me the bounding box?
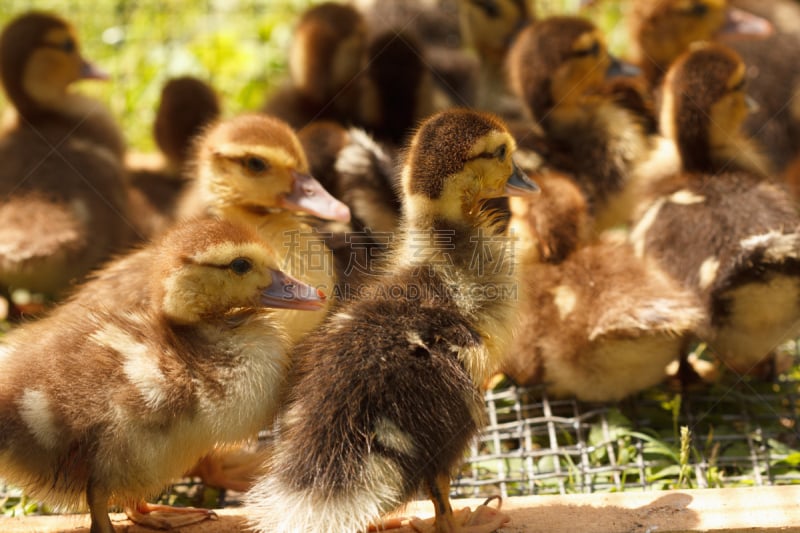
[246,108,538,533]
[0,11,133,300]
[0,217,325,533]
[630,44,800,376]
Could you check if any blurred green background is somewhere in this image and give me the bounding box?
[0,0,625,153]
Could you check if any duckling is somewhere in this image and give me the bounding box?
[628,0,772,89]
[0,216,325,533]
[629,43,800,377]
[245,108,539,533]
[0,11,126,160]
[506,16,657,231]
[501,172,707,401]
[458,0,532,119]
[177,114,351,343]
[0,11,133,302]
[262,2,368,130]
[126,76,221,239]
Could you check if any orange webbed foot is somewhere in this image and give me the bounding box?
[409,497,510,533]
[125,501,218,530]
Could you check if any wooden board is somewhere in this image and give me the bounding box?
[3,486,800,532]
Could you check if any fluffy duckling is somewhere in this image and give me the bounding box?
[0,216,325,533]
[502,172,707,401]
[0,11,125,159]
[245,109,539,533]
[506,16,657,231]
[628,0,772,88]
[177,114,350,343]
[0,12,133,301]
[262,2,368,130]
[458,0,532,119]
[630,44,800,377]
[126,76,221,239]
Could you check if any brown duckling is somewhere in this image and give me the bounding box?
[262,2,368,130]
[628,0,772,89]
[506,16,658,231]
[0,11,125,159]
[245,109,539,533]
[126,76,221,239]
[0,11,133,303]
[502,172,707,401]
[458,0,532,119]
[630,43,800,377]
[0,216,325,533]
[177,113,351,344]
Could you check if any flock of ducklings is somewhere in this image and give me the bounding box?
[1,0,800,532]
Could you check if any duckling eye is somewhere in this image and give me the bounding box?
[469,0,499,18]
[573,41,600,59]
[680,2,709,16]
[243,157,270,174]
[493,144,508,161]
[229,257,253,275]
[61,38,76,53]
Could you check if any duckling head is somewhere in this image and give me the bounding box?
[459,0,532,65]
[401,108,538,227]
[507,17,629,124]
[0,11,107,119]
[157,217,325,325]
[154,76,221,170]
[630,0,772,84]
[194,114,351,222]
[289,2,367,106]
[661,43,753,172]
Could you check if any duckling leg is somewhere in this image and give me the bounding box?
[86,479,115,533]
[188,446,267,493]
[124,500,218,530]
[409,474,510,533]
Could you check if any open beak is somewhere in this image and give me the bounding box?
[606,55,641,79]
[719,7,773,39]
[504,161,540,196]
[260,269,326,311]
[79,58,109,80]
[279,170,351,222]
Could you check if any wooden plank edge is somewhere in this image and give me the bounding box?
[3,485,800,532]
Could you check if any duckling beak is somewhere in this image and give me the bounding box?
[719,7,773,38]
[279,170,352,223]
[606,55,641,79]
[79,59,109,81]
[261,269,326,311]
[504,162,540,196]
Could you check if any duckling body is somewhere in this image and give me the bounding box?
[246,109,538,533]
[0,217,324,533]
[0,12,132,300]
[630,44,800,375]
[177,114,350,343]
[502,173,706,401]
[507,16,658,231]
